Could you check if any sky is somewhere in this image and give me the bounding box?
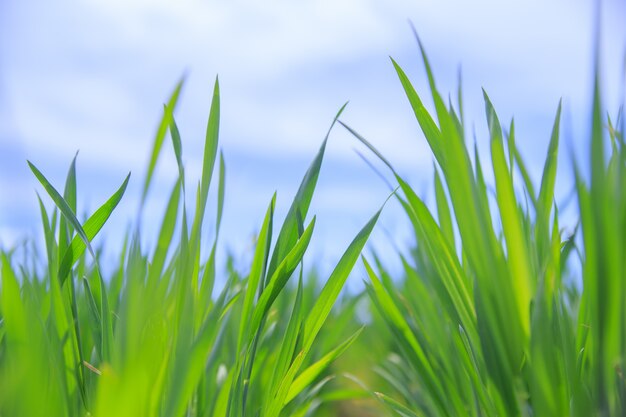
[1,0,625,282]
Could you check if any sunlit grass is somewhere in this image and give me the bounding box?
[346,32,626,417]
[1,32,625,417]
[0,79,380,417]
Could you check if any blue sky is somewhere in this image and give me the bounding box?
[1,0,625,281]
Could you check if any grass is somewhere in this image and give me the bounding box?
[1,34,625,417]
[344,35,626,416]
[0,79,380,417]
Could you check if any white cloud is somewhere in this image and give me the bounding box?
[1,0,625,260]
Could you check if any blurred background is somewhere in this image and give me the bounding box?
[1,0,625,284]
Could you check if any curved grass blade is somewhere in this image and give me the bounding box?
[28,161,98,262]
[390,58,444,165]
[56,173,131,285]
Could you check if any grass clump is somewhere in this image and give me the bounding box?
[348,34,626,417]
[0,79,380,417]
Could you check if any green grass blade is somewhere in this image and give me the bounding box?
[267,273,305,409]
[141,77,185,207]
[37,194,58,281]
[28,160,97,261]
[248,217,315,339]
[285,327,364,405]
[267,103,348,280]
[237,194,275,353]
[390,58,444,165]
[169,111,185,186]
[338,121,395,172]
[191,77,220,244]
[147,179,181,286]
[59,152,78,262]
[484,90,532,336]
[216,151,226,237]
[374,391,422,417]
[434,168,455,247]
[302,209,380,353]
[537,100,562,222]
[57,173,131,285]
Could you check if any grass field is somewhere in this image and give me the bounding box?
[1,36,625,417]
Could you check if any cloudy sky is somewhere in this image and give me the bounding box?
[1,0,625,279]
